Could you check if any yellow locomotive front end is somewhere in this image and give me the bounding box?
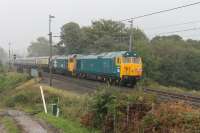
[120,57,142,79]
[116,51,142,86]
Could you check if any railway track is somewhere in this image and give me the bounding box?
[42,72,102,89]
[41,72,129,91]
[144,88,200,107]
[42,72,200,107]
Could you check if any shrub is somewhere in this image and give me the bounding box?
[141,102,200,132]
[81,86,156,133]
[142,113,159,130]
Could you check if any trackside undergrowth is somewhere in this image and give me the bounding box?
[1,72,200,133]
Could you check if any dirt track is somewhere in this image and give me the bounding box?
[0,124,6,133]
[0,110,58,133]
[8,110,48,133]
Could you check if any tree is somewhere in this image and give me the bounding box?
[148,35,200,89]
[60,22,82,54]
[27,37,57,57]
[92,35,128,53]
[83,20,129,53]
[90,19,126,38]
[58,19,149,54]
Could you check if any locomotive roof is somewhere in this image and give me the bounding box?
[15,51,138,60]
[77,51,138,59]
[53,56,68,60]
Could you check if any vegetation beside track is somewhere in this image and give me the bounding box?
[37,113,99,133]
[0,72,29,93]
[1,72,200,132]
[81,87,200,132]
[0,78,98,132]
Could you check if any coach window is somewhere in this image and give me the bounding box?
[123,57,128,63]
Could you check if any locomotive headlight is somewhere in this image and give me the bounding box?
[137,68,142,72]
[117,67,120,73]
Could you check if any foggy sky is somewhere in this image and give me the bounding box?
[0,0,200,55]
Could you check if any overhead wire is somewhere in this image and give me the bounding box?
[153,27,200,35]
[118,1,200,40]
[144,20,200,31]
[120,1,200,22]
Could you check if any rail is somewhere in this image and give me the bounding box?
[143,88,200,107]
[42,72,200,107]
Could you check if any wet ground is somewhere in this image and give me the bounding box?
[0,110,58,133]
[0,124,6,133]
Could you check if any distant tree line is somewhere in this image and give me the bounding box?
[27,37,57,57]
[27,19,200,90]
[58,20,148,54]
[136,35,200,89]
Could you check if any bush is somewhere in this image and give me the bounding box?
[89,86,118,128]
[142,114,159,130]
[4,89,40,108]
[141,102,200,132]
[81,86,156,132]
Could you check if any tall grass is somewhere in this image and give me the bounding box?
[1,79,97,132]
[0,72,28,92]
[38,113,99,133]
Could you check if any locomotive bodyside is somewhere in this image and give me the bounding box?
[52,56,68,74]
[75,51,142,86]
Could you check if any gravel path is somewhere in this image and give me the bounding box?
[0,124,7,133]
[0,110,59,133]
[7,110,47,133]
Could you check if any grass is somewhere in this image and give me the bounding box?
[37,113,99,133]
[2,72,200,132]
[0,72,28,92]
[7,80,89,120]
[0,116,20,133]
[0,78,94,132]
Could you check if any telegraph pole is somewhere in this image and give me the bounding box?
[49,14,55,86]
[128,19,133,51]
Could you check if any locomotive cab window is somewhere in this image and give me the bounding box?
[115,57,121,65]
[123,57,141,64]
[133,57,141,64]
[69,58,74,63]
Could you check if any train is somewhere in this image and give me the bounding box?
[14,51,142,86]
